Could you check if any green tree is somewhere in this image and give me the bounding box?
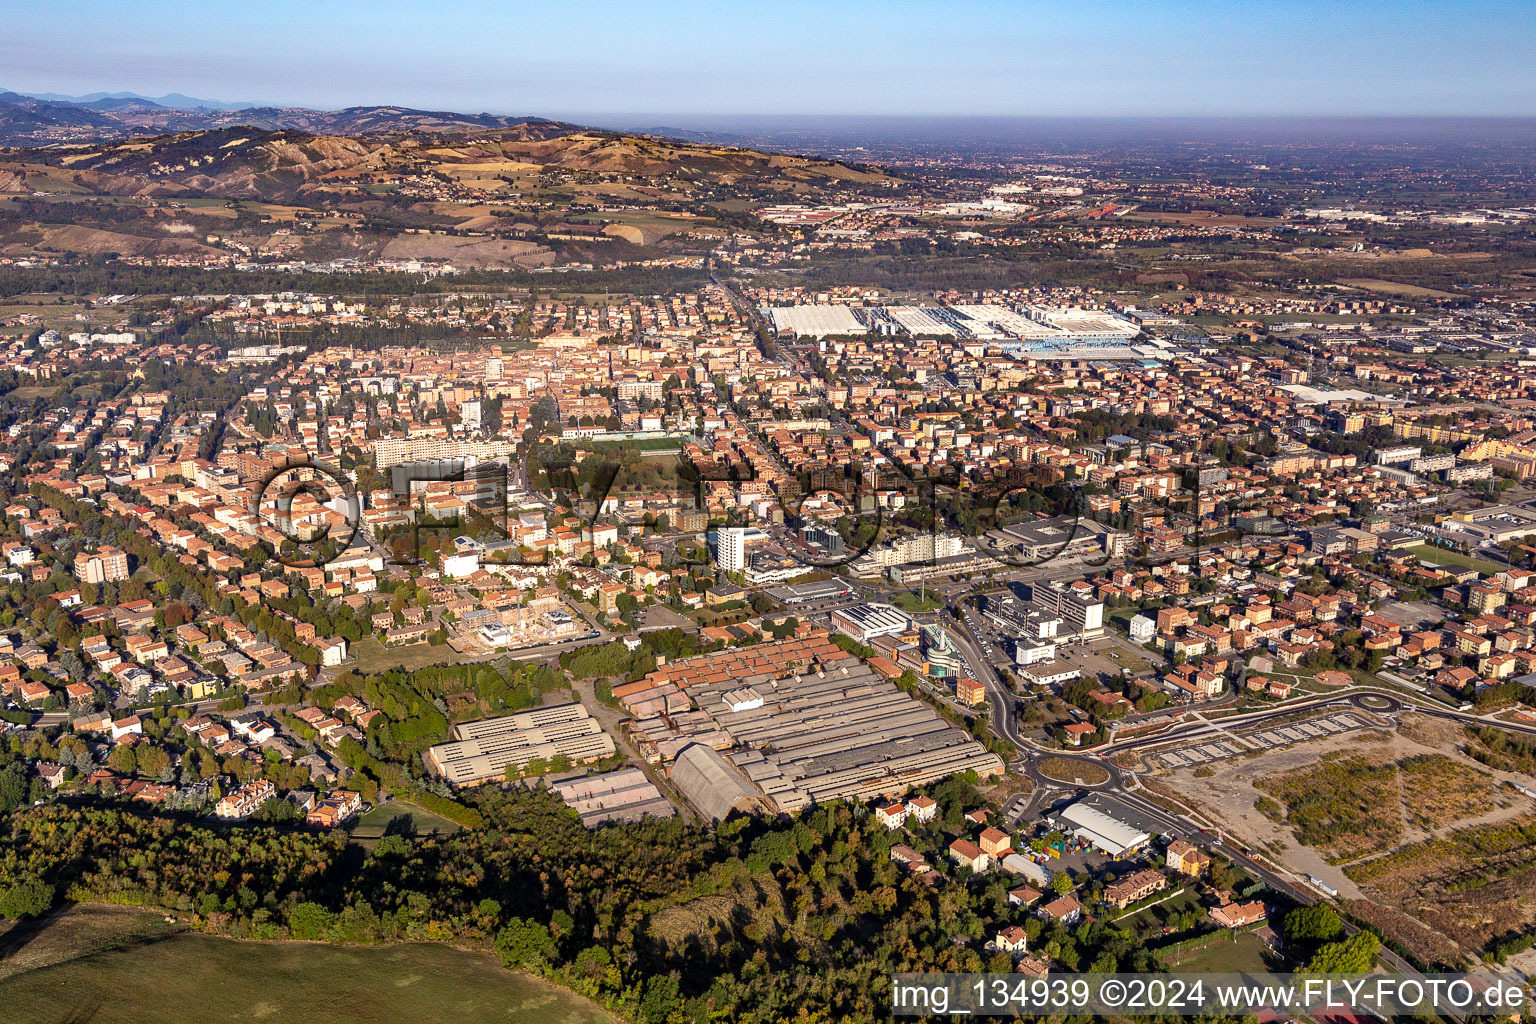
[287,901,336,940]
[1306,931,1380,974]
[0,879,54,919]
[638,974,683,1024]
[108,744,138,775]
[495,917,556,970]
[0,763,27,813]
[1283,904,1345,944]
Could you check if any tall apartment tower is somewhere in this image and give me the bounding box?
[716,527,747,572]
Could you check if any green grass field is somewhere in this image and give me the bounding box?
[351,799,463,848]
[4,929,615,1024]
[350,635,482,673]
[891,591,941,614]
[1162,929,1278,973]
[3,385,59,400]
[1405,543,1508,577]
[1115,888,1199,931]
[586,436,686,453]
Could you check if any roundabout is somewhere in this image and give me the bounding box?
[1354,692,1400,712]
[1035,755,1112,787]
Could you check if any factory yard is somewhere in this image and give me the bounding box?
[616,633,1004,817]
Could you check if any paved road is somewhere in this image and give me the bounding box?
[941,598,1032,749]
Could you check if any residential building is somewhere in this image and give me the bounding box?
[74,545,130,584]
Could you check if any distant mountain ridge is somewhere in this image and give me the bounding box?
[0,119,892,207]
[0,89,559,145]
[19,90,260,110]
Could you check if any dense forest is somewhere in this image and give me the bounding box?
[0,780,1269,1024]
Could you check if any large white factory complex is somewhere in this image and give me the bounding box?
[763,302,1171,357]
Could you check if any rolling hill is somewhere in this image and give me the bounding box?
[0,114,898,268]
[1,124,891,201]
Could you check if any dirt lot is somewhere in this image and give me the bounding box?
[1344,815,1536,961]
[1159,713,1536,963]
[1260,746,1514,857]
[1155,718,1523,884]
[381,232,552,268]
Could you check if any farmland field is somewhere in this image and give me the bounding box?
[1338,277,1461,299]
[2,911,615,1024]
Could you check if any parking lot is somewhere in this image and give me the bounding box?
[1147,710,1373,770]
[1043,640,1158,684]
[1372,600,1445,631]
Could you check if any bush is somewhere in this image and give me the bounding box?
[495,917,556,969]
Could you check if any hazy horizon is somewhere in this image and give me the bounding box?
[10,0,1536,119]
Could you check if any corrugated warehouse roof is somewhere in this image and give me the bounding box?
[1056,800,1151,857]
[669,743,759,822]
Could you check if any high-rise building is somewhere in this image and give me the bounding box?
[717,527,747,572]
[75,546,130,584]
[1026,581,1105,638]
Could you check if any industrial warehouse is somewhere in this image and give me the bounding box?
[425,702,616,786]
[763,302,1144,348]
[614,633,1004,818]
[1052,795,1156,859]
[550,767,676,827]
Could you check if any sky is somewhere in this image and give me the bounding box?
[7,0,1536,118]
